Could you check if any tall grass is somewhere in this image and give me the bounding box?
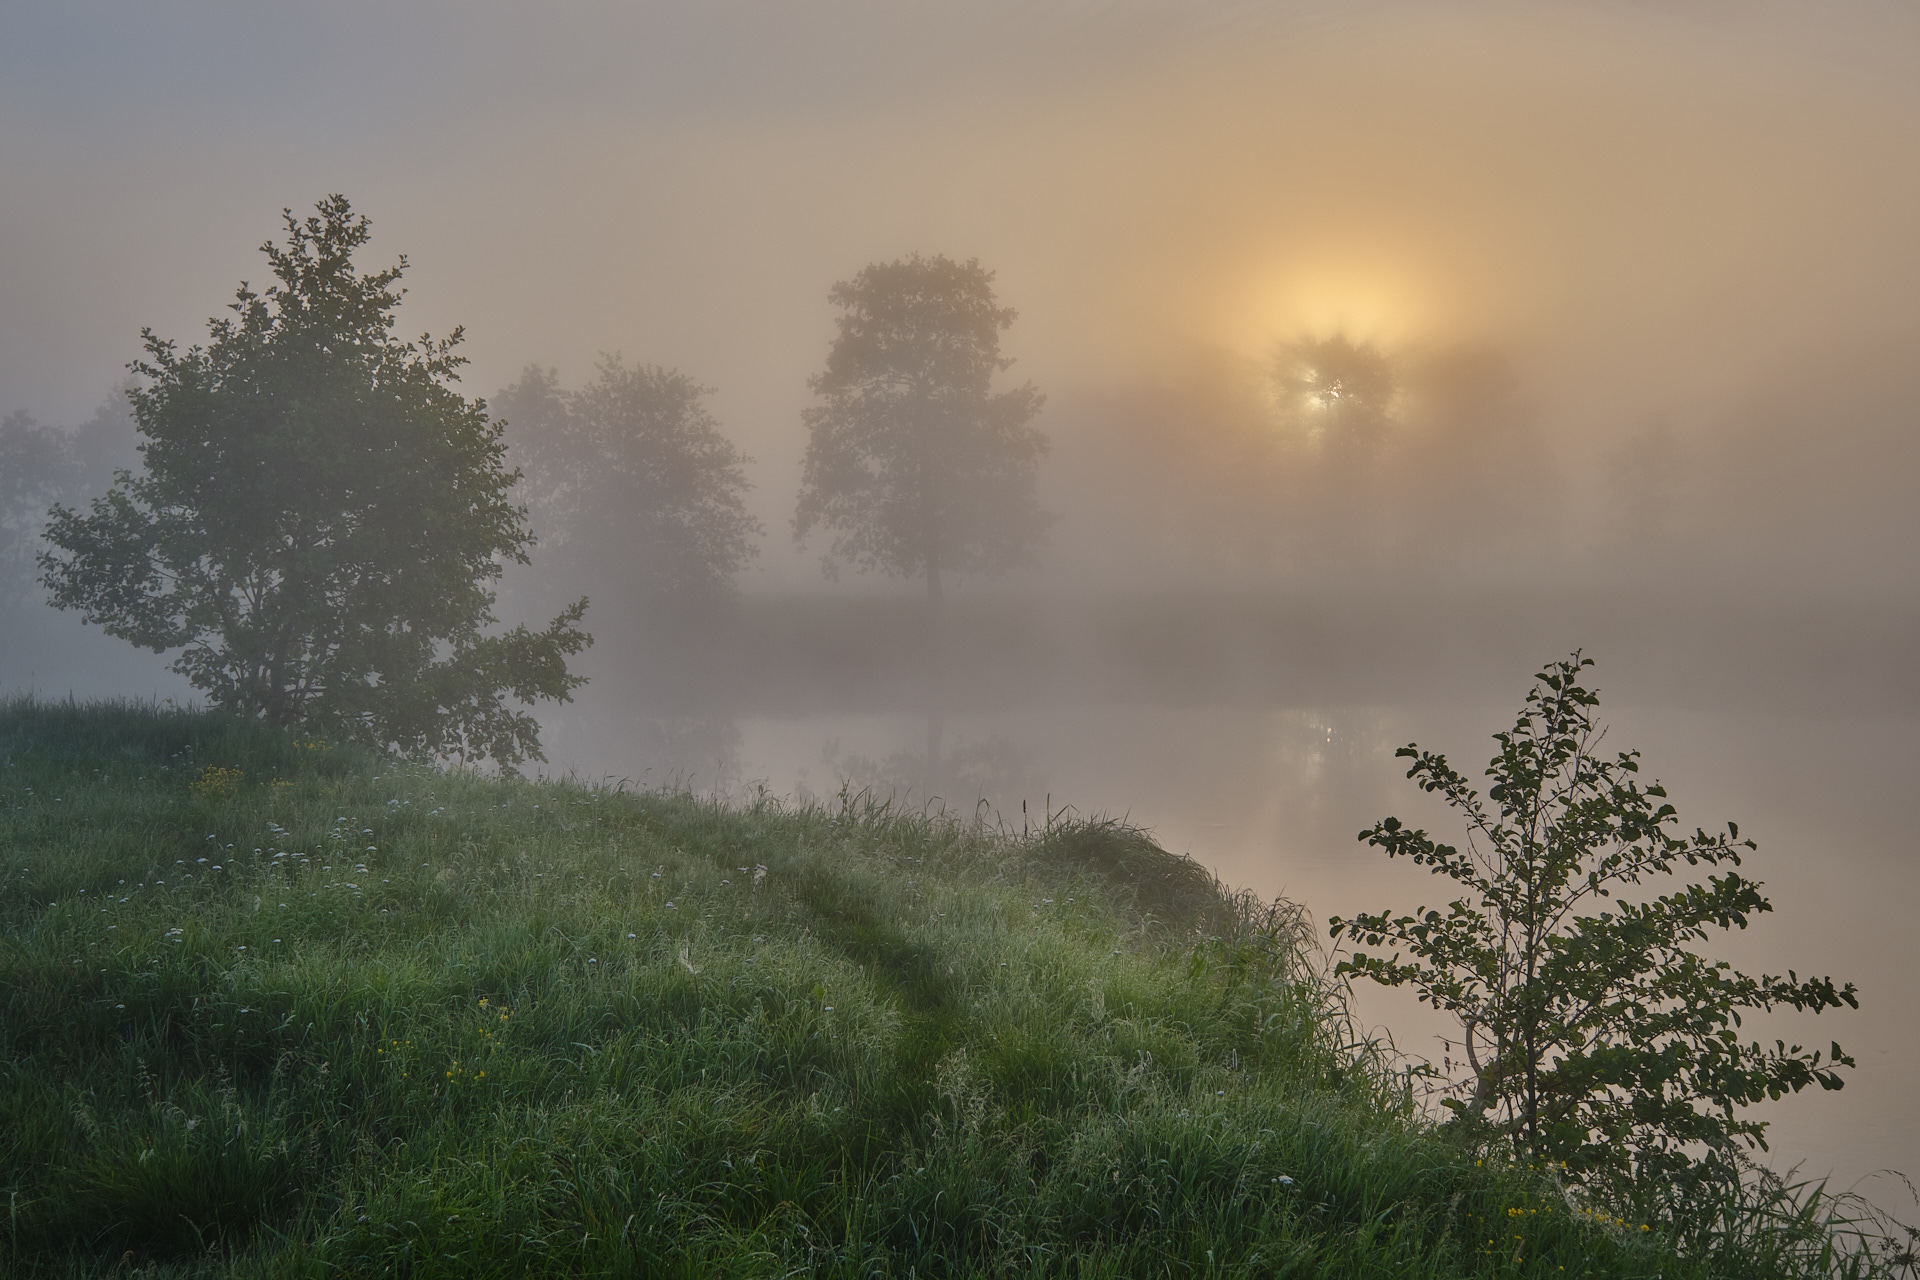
[1,696,1905,1277]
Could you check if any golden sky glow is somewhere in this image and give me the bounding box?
[3,2,1919,584]
[1228,250,1446,357]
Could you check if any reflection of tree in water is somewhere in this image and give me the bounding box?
[649,716,744,792]
[1255,710,1410,857]
[552,712,743,794]
[804,733,1048,818]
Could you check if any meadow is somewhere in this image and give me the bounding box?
[0,698,1901,1277]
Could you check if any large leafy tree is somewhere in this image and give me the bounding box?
[39,196,589,768]
[794,254,1047,601]
[496,355,759,605]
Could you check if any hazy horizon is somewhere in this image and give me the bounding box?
[8,1,1920,597]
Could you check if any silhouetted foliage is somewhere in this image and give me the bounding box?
[66,380,143,488]
[794,254,1047,599]
[497,355,759,606]
[0,410,80,605]
[1271,334,1398,459]
[38,196,589,768]
[1331,654,1858,1218]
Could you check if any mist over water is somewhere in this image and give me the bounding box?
[750,701,1914,1197]
[5,0,1918,1210]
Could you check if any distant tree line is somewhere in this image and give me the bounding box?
[8,191,1622,769]
[16,197,1051,768]
[15,193,1609,769]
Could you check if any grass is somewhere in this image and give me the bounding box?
[0,696,1907,1277]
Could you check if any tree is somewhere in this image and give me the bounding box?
[1329,654,1857,1214]
[0,410,79,606]
[39,195,590,769]
[67,379,143,489]
[1263,334,1402,577]
[496,355,759,605]
[794,254,1047,601]
[1270,334,1397,459]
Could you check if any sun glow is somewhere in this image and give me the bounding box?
[1300,371,1343,409]
[1220,247,1445,359]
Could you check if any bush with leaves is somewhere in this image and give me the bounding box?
[1329,653,1857,1212]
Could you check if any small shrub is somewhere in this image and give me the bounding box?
[1330,653,1858,1216]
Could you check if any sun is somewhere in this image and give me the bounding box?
[1299,370,1346,410]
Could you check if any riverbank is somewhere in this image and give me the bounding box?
[0,699,1898,1276]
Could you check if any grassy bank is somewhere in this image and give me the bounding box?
[0,699,1897,1277]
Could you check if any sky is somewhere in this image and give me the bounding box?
[7,0,1920,591]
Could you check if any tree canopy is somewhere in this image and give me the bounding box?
[0,410,80,606]
[496,355,759,606]
[794,254,1047,598]
[1270,334,1398,458]
[39,195,589,768]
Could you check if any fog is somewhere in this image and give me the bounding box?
[5,0,1918,1205]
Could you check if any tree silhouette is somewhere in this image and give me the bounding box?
[1271,334,1397,459]
[0,411,79,606]
[39,196,589,768]
[1332,654,1857,1219]
[794,254,1047,602]
[497,356,759,609]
